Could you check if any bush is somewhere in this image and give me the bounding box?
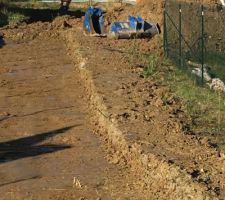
[0,1,28,26]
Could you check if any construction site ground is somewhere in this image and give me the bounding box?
[0,3,225,200]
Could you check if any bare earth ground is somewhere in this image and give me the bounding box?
[0,3,225,199]
[0,25,154,199]
[63,17,225,199]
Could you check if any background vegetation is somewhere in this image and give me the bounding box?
[0,0,29,26]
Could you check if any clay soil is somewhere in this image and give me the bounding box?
[0,2,225,200]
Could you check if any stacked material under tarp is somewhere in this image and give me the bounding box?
[108,15,161,39]
[83,7,161,39]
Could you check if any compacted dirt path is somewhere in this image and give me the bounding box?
[0,29,150,200]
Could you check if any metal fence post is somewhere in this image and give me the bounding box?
[201,5,205,85]
[179,4,182,67]
[163,9,168,57]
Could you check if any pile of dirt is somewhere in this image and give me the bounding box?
[104,0,164,29]
[104,0,222,29]
[0,15,76,42]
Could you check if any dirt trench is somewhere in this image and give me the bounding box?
[0,21,155,199]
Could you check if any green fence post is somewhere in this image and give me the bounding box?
[179,4,182,67]
[201,5,205,85]
[163,10,168,57]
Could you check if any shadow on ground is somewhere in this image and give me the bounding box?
[0,126,79,164]
[0,11,8,28]
[0,37,5,48]
[8,7,85,23]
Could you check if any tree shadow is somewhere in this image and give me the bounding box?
[7,6,85,23]
[0,36,5,48]
[0,125,80,164]
[0,9,8,27]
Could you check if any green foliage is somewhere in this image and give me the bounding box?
[1,7,28,25]
[128,36,166,78]
[127,40,142,66]
[205,52,225,82]
[164,65,225,151]
[0,2,29,26]
[141,53,158,77]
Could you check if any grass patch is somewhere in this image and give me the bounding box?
[0,1,85,27]
[163,64,225,151]
[0,2,29,26]
[127,37,163,77]
[205,52,225,82]
[0,7,28,26]
[141,54,158,77]
[12,1,61,10]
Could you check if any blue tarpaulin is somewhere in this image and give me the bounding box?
[109,16,161,39]
[83,7,104,35]
[83,7,161,39]
[127,15,144,30]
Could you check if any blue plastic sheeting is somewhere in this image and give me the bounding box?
[127,15,144,30]
[42,0,136,4]
[109,16,153,33]
[110,16,145,33]
[110,22,131,33]
[109,16,161,39]
[83,7,104,34]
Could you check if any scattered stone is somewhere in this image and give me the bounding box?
[73,177,82,189]
[190,169,200,178]
[61,21,72,29]
[207,78,225,93]
[191,67,212,82]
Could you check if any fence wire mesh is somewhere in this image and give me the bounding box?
[164,0,225,84]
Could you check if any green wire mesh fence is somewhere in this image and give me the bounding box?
[164,0,225,85]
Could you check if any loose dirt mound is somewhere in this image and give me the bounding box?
[104,0,222,29]
[0,15,76,42]
[104,0,163,30]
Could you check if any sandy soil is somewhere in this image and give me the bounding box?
[0,2,224,199]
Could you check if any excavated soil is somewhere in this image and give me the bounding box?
[61,17,225,199]
[0,3,225,200]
